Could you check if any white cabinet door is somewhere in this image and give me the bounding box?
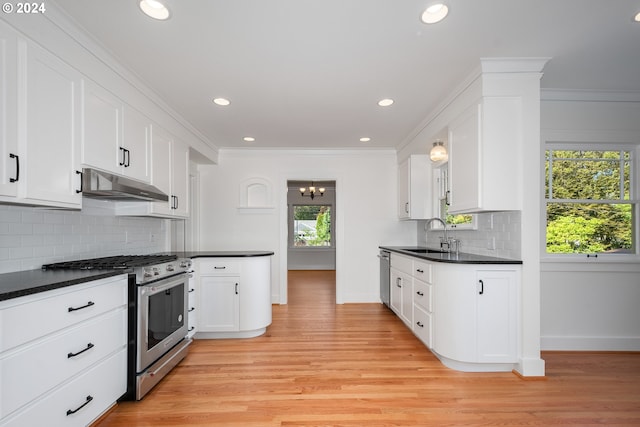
[447,104,480,214]
[121,105,150,182]
[199,276,240,332]
[0,22,19,198]
[81,81,122,175]
[397,155,432,220]
[397,159,410,218]
[476,270,518,363]
[149,124,173,216]
[238,256,272,331]
[433,264,477,363]
[389,268,403,316]
[23,41,82,207]
[170,139,189,217]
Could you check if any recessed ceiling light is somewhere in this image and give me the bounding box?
[359,137,371,142]
[213,98,230,106]
[139,0,170,20]
[378,98,394,107]
[421,3,449,24]
[243,137,255,142]
[635,12,640,22]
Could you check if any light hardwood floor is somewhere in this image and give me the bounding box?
[97,270,640,426]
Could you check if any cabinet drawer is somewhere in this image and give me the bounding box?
[0,348,126,427]
[413,260,432,283]
[413,305,432,348]
[390,254,412,274]
[413,280,432,312]
[0,307,126,418]
[0,275,127,353]
[198,259,241,276]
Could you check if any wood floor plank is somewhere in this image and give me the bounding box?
[96,270,640,426]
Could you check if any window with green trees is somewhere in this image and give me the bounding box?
[293,205,332,247]
[545,147,636,255]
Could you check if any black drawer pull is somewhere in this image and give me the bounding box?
[416,269,424,273]
[189,288,195,293]
[416,321,424,328]
[75,170,83,193]
[66,395,93,416]
[68,301,95,312]
[68,342,94,358]
[188,307,195,312]
[9,153,19,182]
[214,266,226,269]
[188,326,195,331]
[416,291,424,296]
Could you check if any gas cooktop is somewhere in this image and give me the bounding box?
[42,254,178,271]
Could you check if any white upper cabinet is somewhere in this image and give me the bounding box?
[447,96,522,214]
[0,21,19,198]
[0,23,83,208]
[82,82,151,183]
[397,154,432,220]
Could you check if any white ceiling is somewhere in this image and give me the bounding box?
[53,0,640,151]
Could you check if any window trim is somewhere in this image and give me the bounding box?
[542,142,640,262]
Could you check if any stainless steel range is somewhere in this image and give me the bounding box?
[43,254,192,400]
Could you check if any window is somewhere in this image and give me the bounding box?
[545,147,636,255]
[436,165,474,229]
[292,205,332,247]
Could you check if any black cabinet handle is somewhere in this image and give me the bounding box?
[188,307,195,312]
[68,301,95,312]
[189,288,195,293]
[445,190,450,206]
[416,291,424,296]
[416,269,424,273]
[66,395,93,416]
[75,170,83,193]
[235,283,239,295]
[67,342,94,358]
[188,326,195,332]
[479,279,484,295]
[171,195,179,210]
[125,148,130,167]
[214,266,226,269]
[9,153,19,182]
[119,147,126,166]
[416,321,424,328]
[396,277,402,288]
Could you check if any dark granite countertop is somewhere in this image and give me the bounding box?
[380,246,522,264]
[176,251,275,259]
[0,251,274,302]
[0,269,130,302]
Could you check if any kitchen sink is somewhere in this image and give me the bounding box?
[402,248,447,254]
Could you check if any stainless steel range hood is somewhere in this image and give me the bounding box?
[81,168,168,202]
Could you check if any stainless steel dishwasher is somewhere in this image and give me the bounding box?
[378,249,391,308]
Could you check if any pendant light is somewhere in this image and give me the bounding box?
[430,141,448,162]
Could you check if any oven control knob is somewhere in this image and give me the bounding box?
[180,261,191,268]
[144,271,153,279]
[166,264,175,272]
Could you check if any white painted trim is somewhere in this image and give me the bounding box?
[542,89,640,103]
[541,336,640,351]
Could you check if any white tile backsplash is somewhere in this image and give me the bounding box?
[0,204,169,274]
[419,211,522,260]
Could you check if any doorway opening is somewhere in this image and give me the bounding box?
[286,180,336,302]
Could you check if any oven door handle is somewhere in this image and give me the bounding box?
[141,274,188,296]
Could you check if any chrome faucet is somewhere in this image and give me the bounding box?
[426,217,449,252]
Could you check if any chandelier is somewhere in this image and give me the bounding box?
[299,182,325,200]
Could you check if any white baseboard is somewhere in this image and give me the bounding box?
[541,336,640,351]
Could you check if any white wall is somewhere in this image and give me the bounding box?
[540,93,640,351]
[198,149,416,304]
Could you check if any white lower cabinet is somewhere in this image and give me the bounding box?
[433,263,519,371]
[195,256,272,339]
[388,252,520,372]
[0,275,128,426]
